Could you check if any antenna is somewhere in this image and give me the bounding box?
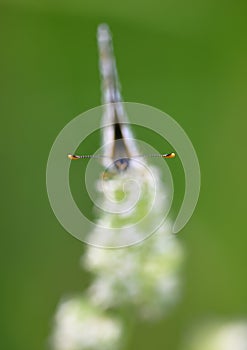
[68,152,176,160]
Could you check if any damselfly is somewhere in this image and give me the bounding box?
[68,24,175,172]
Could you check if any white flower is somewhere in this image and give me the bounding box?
[86,164,171,248]
[184,321,247,350]
[83,222,184,320]
[51,297,122,350]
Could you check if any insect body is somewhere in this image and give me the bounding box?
[68,24,175,175]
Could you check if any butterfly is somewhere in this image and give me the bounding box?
[68,24,175,175]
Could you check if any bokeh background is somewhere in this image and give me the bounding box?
[1,0,247,349]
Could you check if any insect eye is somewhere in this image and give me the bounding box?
[114,158,130,171]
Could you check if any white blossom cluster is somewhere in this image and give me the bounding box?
[51,164,184,349]
[83,163,183,317]
[184,320,247,350]
[87,163,172,248]
[51,297,123,350]
[84,224,183,320]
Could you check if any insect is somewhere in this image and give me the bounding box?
[68,24,175,174]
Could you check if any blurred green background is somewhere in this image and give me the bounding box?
[1,0,247,349]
